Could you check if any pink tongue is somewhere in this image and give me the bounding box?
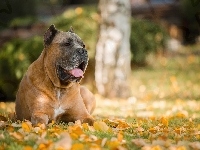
[69,68,83,77]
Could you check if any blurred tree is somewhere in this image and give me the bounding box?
[95,0,131,98]
[180,0,200,44]
[0,0,36,28]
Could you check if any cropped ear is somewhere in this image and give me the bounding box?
[69,26,74,33]
[44,24,58,46]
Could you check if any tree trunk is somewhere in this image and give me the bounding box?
[95,0,131,98]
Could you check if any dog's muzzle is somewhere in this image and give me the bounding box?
[57,48,88,83]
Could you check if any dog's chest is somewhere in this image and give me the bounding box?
[54,89,65,118]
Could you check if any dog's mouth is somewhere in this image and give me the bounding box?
[57,61,87,83]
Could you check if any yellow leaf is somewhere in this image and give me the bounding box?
[149,127,157,134]
[22,121,32,132]
[107,140,120,149]
[177,146,187,150]
[70,133,79,140]
[93,121,109,131]
[151,145,162,150]
[71,143,84,150]
[161,117,168,127]
[89,143,101,150]
[176,111,188,118]
[82,123,89,130]
[23,146,33,150]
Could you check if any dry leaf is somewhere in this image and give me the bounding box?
[23,146,33,150]
[93,121,110,131]
[22,121,32,132]
[71,143,84,150]
[10,132,23,140]
[189,142,200,149]
[117,132,123,142]
[54,132,72,150]
[132,138,146,147]
[161,117,168,127]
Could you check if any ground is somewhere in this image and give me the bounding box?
[0,46,200,150]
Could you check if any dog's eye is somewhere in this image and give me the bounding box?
[64,42,71,46]
[83,44,85,48]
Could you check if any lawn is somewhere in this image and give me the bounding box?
[0,47,200,150]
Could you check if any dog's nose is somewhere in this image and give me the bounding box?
[77,48,87,55]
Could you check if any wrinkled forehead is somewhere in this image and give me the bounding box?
[53,31,82,43]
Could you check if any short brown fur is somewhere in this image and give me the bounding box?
[15,25,96,125]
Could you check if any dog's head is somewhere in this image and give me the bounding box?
[43,25,88,87]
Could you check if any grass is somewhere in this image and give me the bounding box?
[0,46,200,149]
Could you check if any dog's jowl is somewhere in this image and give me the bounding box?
[15,25,96,125]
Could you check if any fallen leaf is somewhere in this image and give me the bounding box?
[71,143,84,150]
[117,132,123,142]
[132,138,146,147]
[23,146,33,150]
[93,121,110,131]
[107,139,120,150]
[22,121,32,132]
[54,132,72,150]
[189,142,200,149]
[161,117,168,127]
[10,132,23,140]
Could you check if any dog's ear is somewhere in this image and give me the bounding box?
[44,24,58,46]
[69,26,74,33]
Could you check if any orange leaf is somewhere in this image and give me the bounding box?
[70,133,79,140]
[22,121,32,132]
[6,125,14,132]
[10,132,23,140]
[117,132,123,142]
[38,143,46,150]
[23,146,33,150]
[89,143,101,150]
[161,117,168,127]
[116,120,130,129]
[149,127,158,134]
[71,143,84,150]
[73,126,84,136]
[107,140,120,149]
[175,128,181,134]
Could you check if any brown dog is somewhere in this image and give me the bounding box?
[15,25,95,125]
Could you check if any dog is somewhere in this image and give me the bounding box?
[15,25,96,125]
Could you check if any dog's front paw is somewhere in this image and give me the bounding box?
[31,113,49,125]
[83,117,94,126]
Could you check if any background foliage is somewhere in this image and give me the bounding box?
[0,37,43,99]
[130,19,168,65]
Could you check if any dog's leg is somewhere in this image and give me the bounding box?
[31,112,49,125]
[80,86,96,114]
